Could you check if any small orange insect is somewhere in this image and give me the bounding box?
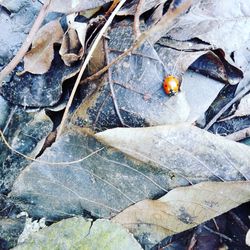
[163,75,180,96]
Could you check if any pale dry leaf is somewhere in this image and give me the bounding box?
[48,0,113,14]
[112,181,250,243]
[246,230,250,247]
[95,124,250,181]
[23,20,64,74]
[168,0,250,53]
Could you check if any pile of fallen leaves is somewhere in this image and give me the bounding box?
[0,0,250,249]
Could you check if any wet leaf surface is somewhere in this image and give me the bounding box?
[112,181,250,244]
[13,217,143,250]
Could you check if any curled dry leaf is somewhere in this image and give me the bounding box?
[23,20,64,75]
[112,181,250,244]
[59,17,87,66]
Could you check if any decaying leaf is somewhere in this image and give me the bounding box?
[23,20,64,74]
[112,181,250,243]
[48,0,113,14]
[95,124,250,181]
[13,218,143,250]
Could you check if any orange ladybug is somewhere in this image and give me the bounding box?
[163,75,180,96]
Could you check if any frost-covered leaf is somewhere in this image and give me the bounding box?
[168,0,250,53]
[96,124,250,181]
[112,181,250,244]
[22,20,64,75]
[13,218,142,250]
[48,0,113,14]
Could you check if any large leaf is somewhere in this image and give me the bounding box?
[13,217,143,250]
[168,0,250,53]
[112,181,250,244]
[95,124,250,181]
[10,126,187,220]
[73,20,190,131]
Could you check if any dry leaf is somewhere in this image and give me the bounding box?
[95,124,250,181]
[48,0,113,14]
[59,16,87,66]
[246,230,250,247]
[168,0,250,53]
[23,20,64,74]
[112,181,250,243]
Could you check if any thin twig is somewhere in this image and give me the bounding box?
[104,38,128,126]
[204,84,250,130]
[225,126,250,141]
[203,225,233,242]
[56,0,128,139]
[0,0,51,83]
[134,0,145,38]
[0,129,103,165]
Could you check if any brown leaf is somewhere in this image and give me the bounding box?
[59,19,87,66]
[23,20,64,74]
[112,181,250,243]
